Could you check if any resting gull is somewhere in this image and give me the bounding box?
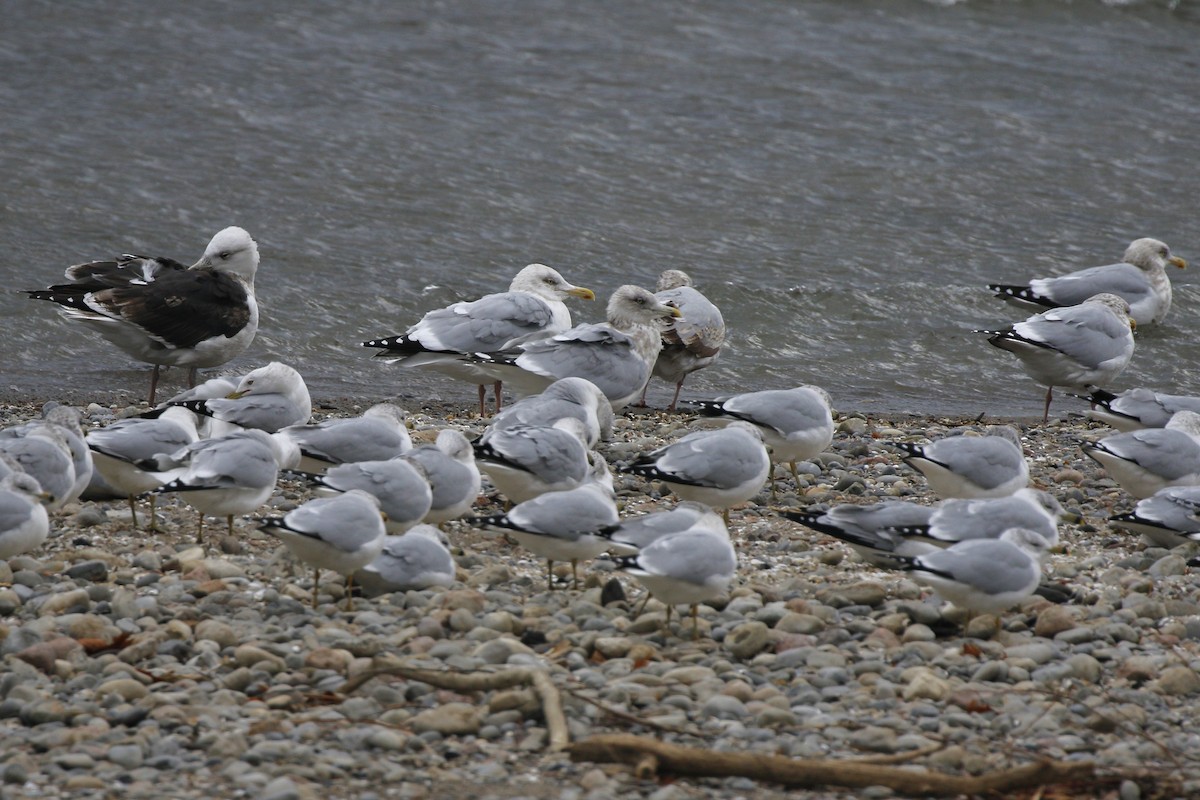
[279,403,411,472]
[465,285,683,410]
[1081,410,1200,499]
[988,238,1186,326]
[473,419,592,505]
[27,227,260,404]
[282,458,431,534]
[601,500,727,556]
[886,427,1029,499]
[166,361,312,434]
[0,473,52,560]
[362,264,594,415]
[399,429,481,525]
[353,527,457,596]
[640,270,725,411]
[0,422,76,511]
[1075,386,1200,432]
[491,377,614,447]
[979,293,1135,423]
[1109,486,1200,549]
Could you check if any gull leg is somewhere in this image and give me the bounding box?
[547,559,555,592]
[477,384,487,418]
[128,495,139,530]
[196,511,205,543]
[635,382,650,408]
[571,558,579,590]
[312,567,320,609]
[691,604,700,639]
[148,495,159,532]
[662,604,673,635]
[492,381,503,414]
[187,367,198,388]
[667,380,684,413]
[344,574,356,612]
[148,365,161,406]
[634,591,652,618]
[1043,386,1053,424]
[227,514,234,537]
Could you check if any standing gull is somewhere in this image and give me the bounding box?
[886,427,1029,499]
[491,377,614,447]
[279,403,411,472]
[988,238,1186,326]
[641,270,725,411]
[1075,387,1200,432]
[1081,410,1200,499]
[690,385,834,495]
[361,264,594,415]
[400,429,481,525]
[353,527,457,596]
[979,293,1136,423]
[472,419,592,505]
[259,489,387,610]
[282,458,431,534]
[26,227,260,404]
[466,285,683,410]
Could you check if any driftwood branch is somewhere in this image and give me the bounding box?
[342,654,569,751]
[568,734,1095,796]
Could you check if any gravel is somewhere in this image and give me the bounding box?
[1,398,1198,799]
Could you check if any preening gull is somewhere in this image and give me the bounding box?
[465,285,683,410]
[259,489,387,610]
[988,238,1186,326]
[611,526,737,638]
[1075,386,1200,432]
[641,270,725,411]
[282,458,431,534]
[361,264,594,415]
[87,405,200,529]
[166,361,312,434]
[0,473,51,560]
[622,420,770,520]
[399,429,481,525]
[887,427,1029,499]
[1081,410,1200,499]
[690,385,833,495]
[1109,486,1200,549]
[896,528,1049,620]
[27,227,260,404]
[147,428,280,542]
[979,293,1135,423]
[354,527,457,596]
[279,403,411,472]
[473,453,617,589]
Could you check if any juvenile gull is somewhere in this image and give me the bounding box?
[1081,410,1200,499]
[491,377,614,447]
[26,226,260,404]
[281,458,431,534]
[353,526,457,596]
[0,473,52,560]
[473,419,592,505]
[622,421,770,520]
[641,270,725,411]
[148,428,280,542]
[86,405,200,529]
[473,454,617,589]
[466,285,683,410]
[259,489,387,610]
[611,526,737,638]
[279,403,411,472]
[362,264,594,415]
[690,385,834,494]
[166,361,312,434]
[1075,386,1200,432]
[988,238,1186,326]
[887,427,1029,499]
[979,293,1135,423]
[400,429,481,525]
[1109,486,1200,549]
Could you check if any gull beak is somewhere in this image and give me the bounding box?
[1129,318,1137,332]
[1169,256,1187,270]
[568,286,596,301]
[190,256,212,270]
[1059,510,1083,525]
[225,389,247,399]
[663,304,684,319]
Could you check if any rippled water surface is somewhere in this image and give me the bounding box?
[2,0,1197,416]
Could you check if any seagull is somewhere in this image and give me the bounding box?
[26,227,260,404]
[473,453,617,589]
[979,293,1136,423]
[782,488,1066,567]
[400,429,481,525]
[622,421,770,521]
[886,427,1029,499]
[20,404,94,507]
[0,473,52,560]
[1109,486,1200,549]
[895,528,1049,622]
[86,405,200,529]
[164,361,312,434]
[281,458,431,534]
[147,428,280,542]
[640,270,725,411]
[988,238,1187,326]
[610,526,737,638]
[361,264,595,415]
[601,500,727,556]
[353,526,457,596]
[279,403,411,472]
[259,489,387,610]
[465,285,683,411]
[1075,386,1200,432]
[689,385,834,495]
[1081,410,1200,499]
[0,422,76,511]
[472,419,592,505]
[491,377,614,447]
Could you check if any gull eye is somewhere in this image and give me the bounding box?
[219,251,232,260]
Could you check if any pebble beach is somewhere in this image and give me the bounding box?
[2,397,1198,800]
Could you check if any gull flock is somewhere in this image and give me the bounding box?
[12,229,1198,640]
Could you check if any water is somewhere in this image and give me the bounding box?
[2,0,1197,417]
